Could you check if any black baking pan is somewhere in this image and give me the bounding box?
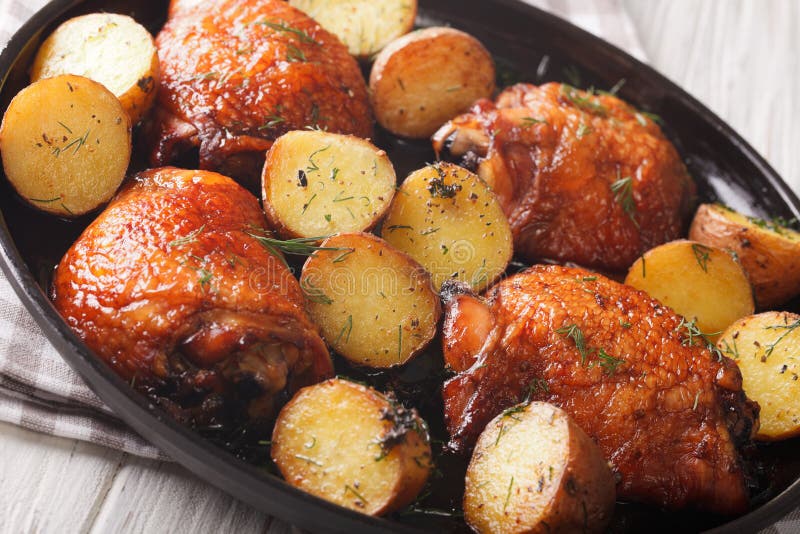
[1,1,799,532]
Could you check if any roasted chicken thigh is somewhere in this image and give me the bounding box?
[441,265,758,515]
[147,0,373,182]
[433,83,696,271]
[52,167,333,431]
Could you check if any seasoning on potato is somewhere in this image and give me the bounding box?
[464,401,615,534]
[30,13,160,125]
[369,26,495,138]
[382,162,513,292]
[0,74,132,218]
[300,232,440,368]
[625,240,754,342]
[718,311,800,441]
[689,203,800,309]
[271,378,433,516]
[288,0,417,59]
[262,130,396,240]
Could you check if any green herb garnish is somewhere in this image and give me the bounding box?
[169,224,206,248]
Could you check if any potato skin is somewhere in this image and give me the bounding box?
[718,311,800,441]
[464,402,615,534]
[271,378,432,515]
[369,27,495,138]
[689,203,800,308]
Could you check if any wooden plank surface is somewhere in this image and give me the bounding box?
[1,1,798,533]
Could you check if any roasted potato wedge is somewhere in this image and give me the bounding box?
[382,162,512,292]
[300,233,440,367]
[30,13,159,125]
[718,311,800,441]
[464,401,615,534]
[288,0,417,59]
[272,378,432,515]
[0,75,132,217]
[369,27,495,138]
[625,240,754,342]
[262,131,396,239]
[689,203,800,308]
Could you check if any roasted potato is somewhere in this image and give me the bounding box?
[0,75,132,217]
[262,131,396,240]
[382,162,512,292]
[464,401,615,534]
[300,232,440,368]
[288,0,417,59]
[30,13,159,125]
[718,311,800,441]
[689,203,800,308]
[271,378,432,515]
[369,27,495,139]
[625,240,754,342]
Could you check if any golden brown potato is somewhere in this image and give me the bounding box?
[464,401,615,534]
[382,162,513,292]
[271,378,432,515]
[0,75,132,217]
[262,130,396,239]
[369,27,495,139]
[718,311,800,441]
[689,203,800,308]
[30,13,159,125]
[288,0,417,59]
[625,240,754,342]
[300,233,440,368]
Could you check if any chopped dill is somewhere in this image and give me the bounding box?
[301,278,333,304]
[169,224,206,247]
[332,248,355,263]
[596,348,625,375]
[521,116,548,127]
[763,318,800,359]
[306,145,330,174]
[610,170,637,226]
[691,243,712,273]
[556,323,590,364]
[335,315,353,345]
[258,20,317,45]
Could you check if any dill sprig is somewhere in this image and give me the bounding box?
[763,318,800,359]
[169,224,206,247]
[560,84,607,115]
[675,317,723,361]
[301,278,333,305]
[596,348,625,375]
[610,170,637,226]
[257,20,317,45]
[556,323,590,364]
[247,232,343,265]
[691,243,712,272]
[521,116,548,127]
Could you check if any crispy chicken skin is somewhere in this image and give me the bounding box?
[433,83,696,271]
[147,0,373,181]
[441,265,758,515]
[52,167,333,430]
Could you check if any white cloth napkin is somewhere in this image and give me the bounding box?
[2,0,796,531]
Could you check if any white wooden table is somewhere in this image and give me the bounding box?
[1,1,798,532]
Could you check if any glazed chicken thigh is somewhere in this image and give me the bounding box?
[147,0,372,182]
[441,265,758,515]
[433,83,696,271]
[52,167,332,431]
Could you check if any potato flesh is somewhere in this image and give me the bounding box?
[382,162,512,292]
[465,402,614,534]
[30,13,158,124]
[288,0,417,58]
[301,233,440,367]
[689,203,800,308]
[718,312,800,440]
[369,27,495,138]
[0,75,131,217]
[271,379,432,515]
[625,240,754,342]
[263,131,396,239]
